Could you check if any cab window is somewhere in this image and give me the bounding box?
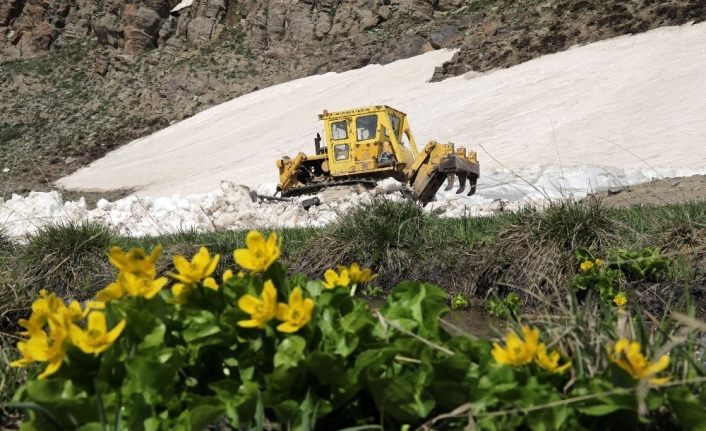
[356,115,377,141]
[389,114,401,138]
[331,121,348,140]
[334,144,349,161]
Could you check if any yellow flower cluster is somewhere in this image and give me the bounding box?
[96,245,168,301]
[613,292,628,307]
[611,338,670,385]
[580,258,604,272]
[492,326,571,374]
[237,281,314,334]
[224,231,316,333]
[12,230,374,380]
[11,290,125,379]
[323,263,376,289]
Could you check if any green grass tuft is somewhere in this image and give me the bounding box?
[21,221,116,301]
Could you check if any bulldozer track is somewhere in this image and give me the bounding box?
[280,178,377,197]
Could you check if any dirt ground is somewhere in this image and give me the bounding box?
[593,174,706,208]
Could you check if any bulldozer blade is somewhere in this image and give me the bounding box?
[455,174,467,194]
[444,173,455,191]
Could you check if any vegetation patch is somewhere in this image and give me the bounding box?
[2,229,706,429]
[1,199,705,428]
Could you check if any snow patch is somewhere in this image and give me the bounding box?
[5,165,705,241]
[171,0,193,13]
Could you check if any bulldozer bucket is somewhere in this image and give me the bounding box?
[444,173,455,191]
[411,151,480,205]
[438,154,479,195]
[456,174,467,194]
[465,172,478,196]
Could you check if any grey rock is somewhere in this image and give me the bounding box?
[429,24,458,49]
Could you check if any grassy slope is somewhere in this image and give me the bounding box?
[1,198,704,330]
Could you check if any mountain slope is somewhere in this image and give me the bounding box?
[58,22,706,199]
[1,0,704,197]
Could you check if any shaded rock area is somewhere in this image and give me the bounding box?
[430,0,706,80]
[1,0,705,197]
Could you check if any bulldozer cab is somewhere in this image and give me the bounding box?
[319,106,418,176]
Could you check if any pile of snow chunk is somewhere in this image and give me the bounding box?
[4,163,706,241]
[0,178,516,241]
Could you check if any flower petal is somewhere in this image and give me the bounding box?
[238,295,260,314]
[289,288,303,308]
[87,311,107,334]
[203,277,219,290]
[106,320,127,344]
[206,255,220,276]
[173,255,191,275]
[245,231,265,251]
[38,358,63,379]
[644,354,670,376]
[276,322,299,333]
[237,319,261,328]
[276,303,289,321]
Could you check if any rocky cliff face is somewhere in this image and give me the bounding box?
[0,0,704,198]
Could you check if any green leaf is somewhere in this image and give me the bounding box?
[274,336,306,368]
[125,356,179,404]
[182,310,222,343]
[668,387,706,431]
[178,401,225,430]
[138,321,166,350]
[577,404,623,416]
[12,380,100,429]
[368,375,435,424]
[305,279,323,298]
[381,281,448,339]
[75,424,104,431]
[211,380,260,425]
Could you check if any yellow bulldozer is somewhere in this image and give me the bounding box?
[273,105,479,205]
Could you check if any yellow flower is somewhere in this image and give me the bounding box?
[70,311,126,355]
[323,268,350,289]
[108,245,162,278]
[613,292,627,307]
[595,258,605,266]
[169,247,220,302]
[535,343,572,374]
[95,281,125,302]
[234,231,281,273]
[276,288,314,333]
[339,263,376,284]
[223,269,234,282]
[19,290,82,336]
[170,246,220,287]
[237,280,278,328]
[611,338,670,385]
[84,300,106,311]
[491,326,541,366]
[580,260,594,272]
[119,272,168,299]
[11,321,69,379]
[18,290,62,334]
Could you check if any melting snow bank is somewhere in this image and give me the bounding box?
[5,164,706,241]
